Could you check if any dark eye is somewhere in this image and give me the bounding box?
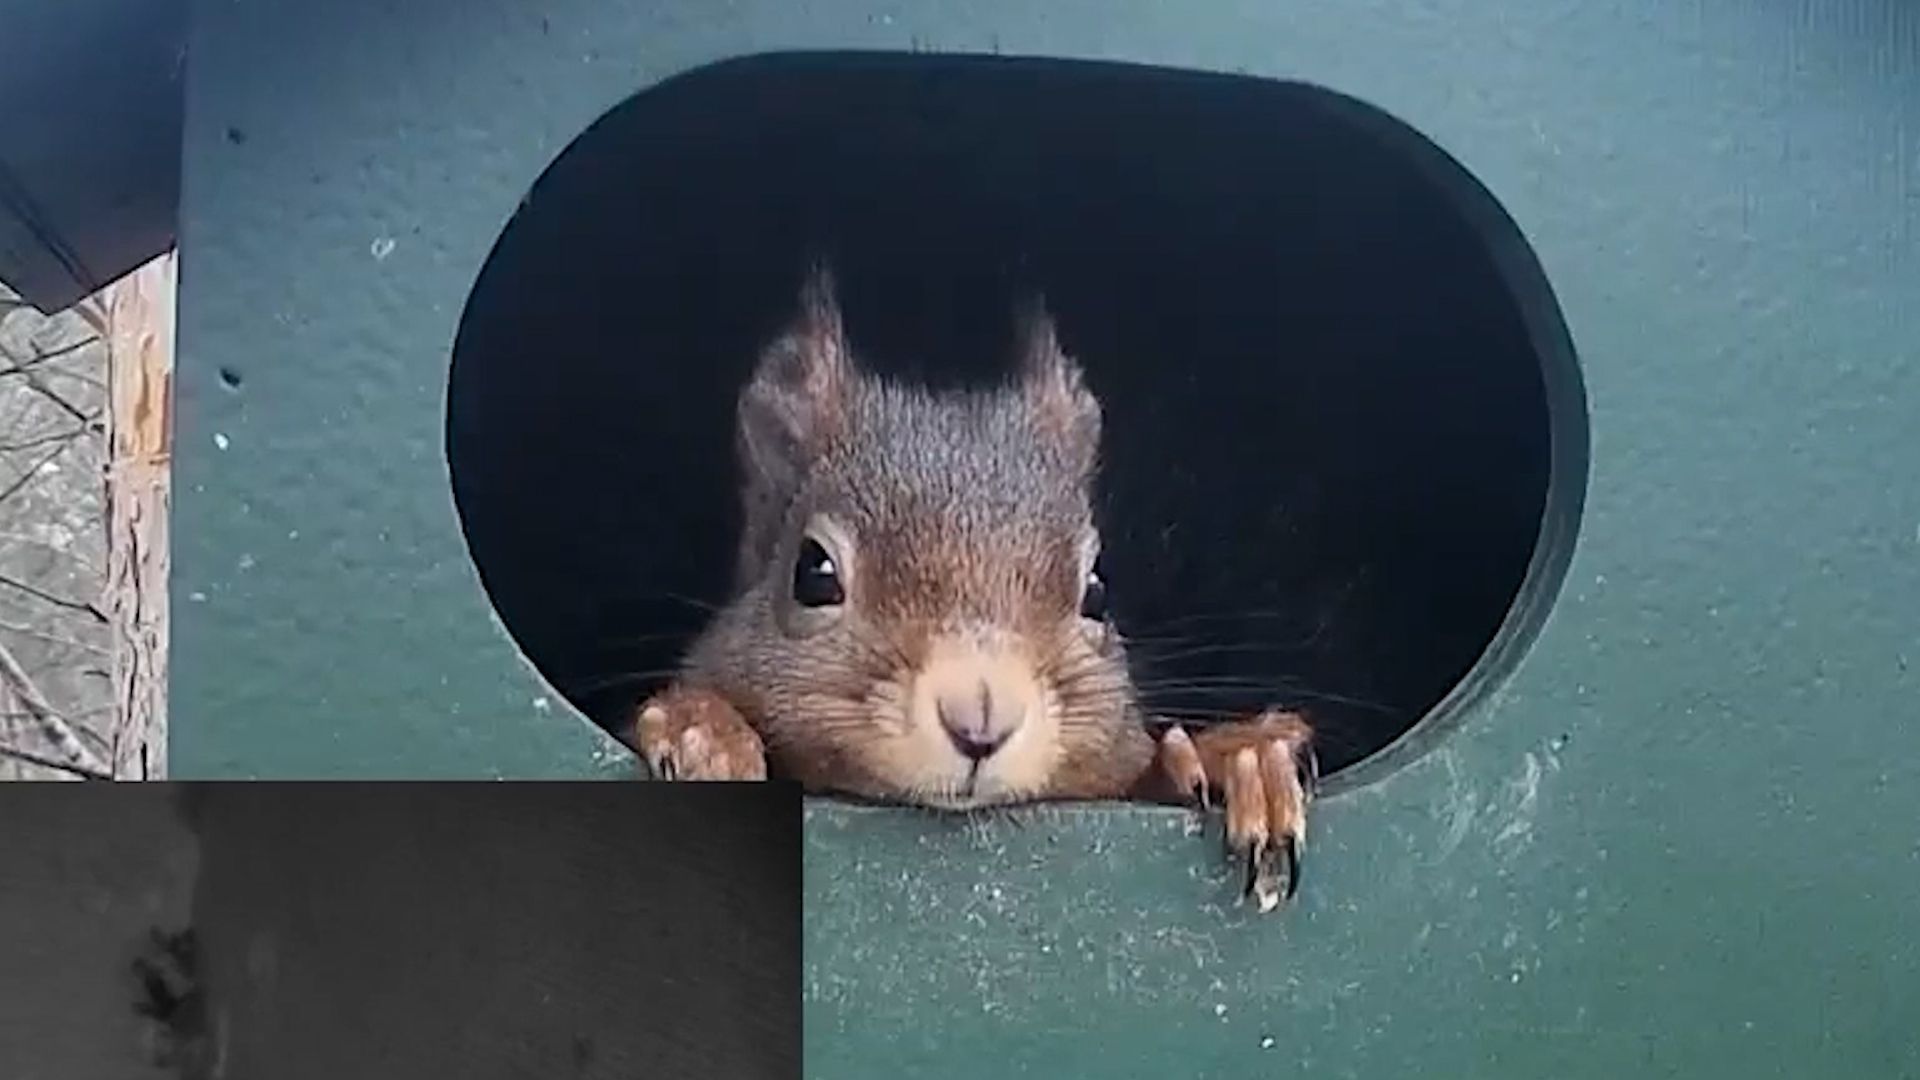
[792,537,844,608]
[1078,566,1108,621]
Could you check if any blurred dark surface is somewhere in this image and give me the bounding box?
[0,785,195,1080]
[188,782,801,1079]
[0,783,799,1080]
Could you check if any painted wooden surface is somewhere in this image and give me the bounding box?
[172,1,1919,1076]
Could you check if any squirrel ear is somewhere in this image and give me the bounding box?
[1014,299,1102,467]
[739,264,852,481]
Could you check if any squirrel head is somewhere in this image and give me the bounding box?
[698,265,1136,807]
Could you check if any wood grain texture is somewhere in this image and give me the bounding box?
[103,251,174,780]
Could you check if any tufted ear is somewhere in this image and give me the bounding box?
[738,264,853,490]
[1013,298,1102,472]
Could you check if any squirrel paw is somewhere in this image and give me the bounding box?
[1154,711,1318,914]
[634,686,768,782]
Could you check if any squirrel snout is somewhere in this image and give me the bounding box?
[914,646,1038,763]
[937,687,1018,761]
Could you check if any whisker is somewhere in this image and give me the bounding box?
[657,591,725,615]
[1120,640,1301,660]
[1122,608,1322,630]
[1140,685,1401,716]
[591,630,705,648]
[567,669,687,694]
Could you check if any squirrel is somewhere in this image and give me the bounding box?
[633,266,1318,912]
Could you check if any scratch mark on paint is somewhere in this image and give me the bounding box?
[1494,751,1544,853]
[1433,748,1477,862]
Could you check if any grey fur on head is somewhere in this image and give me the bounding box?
[685,263,1146,804]
[730,264,1104,593]
[737,264,853,499]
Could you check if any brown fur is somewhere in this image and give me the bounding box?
[675,265,1152,807]
[636,265,1315,908]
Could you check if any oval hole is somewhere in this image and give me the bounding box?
[447,51,1589,789]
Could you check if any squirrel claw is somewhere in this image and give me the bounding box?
[1153,710,1314,914]
[633,686,768,782]
[1158,725,1211,812]
[1243,837,1298,913]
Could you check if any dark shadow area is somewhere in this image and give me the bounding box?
[448,52,1583,777]
[0,0,186,311]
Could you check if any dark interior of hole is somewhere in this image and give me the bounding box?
[447,53,1553,776]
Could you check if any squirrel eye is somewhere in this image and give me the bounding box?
[1078,567,1108,621]
[792,537,844,608]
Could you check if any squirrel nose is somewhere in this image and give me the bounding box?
[936,681,1022,761]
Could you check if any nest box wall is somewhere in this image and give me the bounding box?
[174,2,1919,1078]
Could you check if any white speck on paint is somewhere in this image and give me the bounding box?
[1260,1036,1276,1050]
[188,591,207,603]
[213,432,230,450]
[370,236,396,260]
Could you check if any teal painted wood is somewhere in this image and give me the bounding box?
[174,1,1919,1076]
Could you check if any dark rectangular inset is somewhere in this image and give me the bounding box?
[0,782,800,1079]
